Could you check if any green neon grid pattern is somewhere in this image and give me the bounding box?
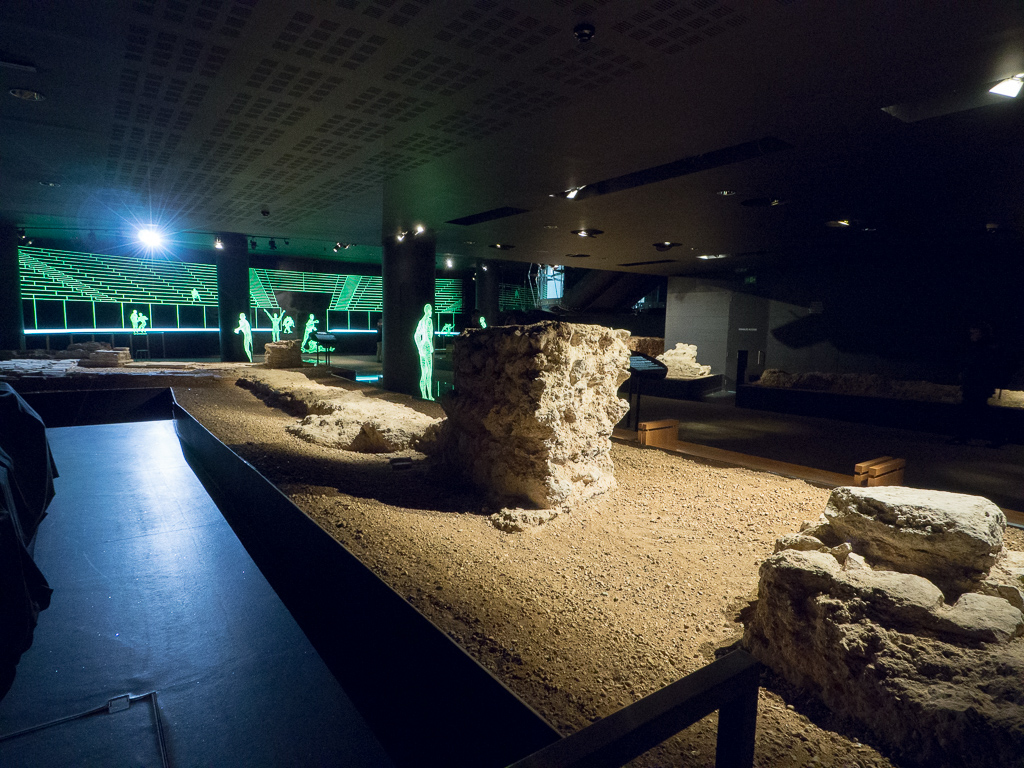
[19,247,464,330]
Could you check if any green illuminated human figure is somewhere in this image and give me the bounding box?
[479,315,487,329]
[130,309,149,334]
[414,303,434,400]
[190,287,200,303]
[282,315,295,336]
[301,314,319,353]
[265,309,284,342]
[233,312,253,362]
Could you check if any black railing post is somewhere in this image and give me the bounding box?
[714,669,759,768]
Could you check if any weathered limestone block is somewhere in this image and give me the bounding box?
[435,321,630,510]
[824,486,1005,594]
[77,348,132,367]
[625,336,664,358]
[747,485,1024,768]
[656,343,711,379]
[980,550,1024,610]
[264,339,303,368]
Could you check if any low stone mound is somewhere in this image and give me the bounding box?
[745,486,1024,768]
[756,369,963,403]
[76,347,132,368]
[656,343,711,379]
[237,372,438,453]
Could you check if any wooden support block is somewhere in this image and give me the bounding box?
[854,456,906,487]
[637,419,680,448]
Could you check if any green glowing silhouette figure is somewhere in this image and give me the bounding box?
[414,303,434,400]
[479,315,487,329]
[282,315,295,336]
[301,314,319,353]
[441,322,454,333]
[234,313,253,362]
[265,309,283,342]
[190,287,200,303]
[130,309,149,334]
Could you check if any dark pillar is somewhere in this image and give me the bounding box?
[475,261,500,325]
[382,230,435,398]
[217,232,249,362]
[0,222,25,351]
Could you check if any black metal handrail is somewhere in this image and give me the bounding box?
[507,649,761,768]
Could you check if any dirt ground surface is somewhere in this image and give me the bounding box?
[165,368,1023,768]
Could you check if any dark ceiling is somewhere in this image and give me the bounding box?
[2,0,1023,274]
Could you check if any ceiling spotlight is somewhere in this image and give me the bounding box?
[396,231,407,242]
[269,238,277,250]
[481,264,488,271]
[138,228,163,248]
[250,238,258,249]
[717,190,736,196]
[571,228,603,238]
[38,180,60,187]
[17,228,27,241]
[769,198,786,206]
[489,243,514,249]
[653,242,681,252]
[8,88,45,101]
[445,257,454,268]
[552,185,586,200]
[214,237,224,250]
[464,240,475,245]
[333,241,351,252]
[415,224,426,235]
[697,253,728,260]
[825,219,852,228]
[990,74,1024,98]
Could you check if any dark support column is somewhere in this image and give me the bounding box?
[217,232,249,362]
[382,230,435,398]
[0,222,25,351]
[475,261,500,325]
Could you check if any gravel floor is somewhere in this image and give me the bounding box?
[171,371,1021,767]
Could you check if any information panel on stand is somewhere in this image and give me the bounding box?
[628,353,668,379]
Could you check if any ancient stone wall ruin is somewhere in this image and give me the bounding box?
[745,486,1024,767]
[432,322,631,511]
[656,343,711,379]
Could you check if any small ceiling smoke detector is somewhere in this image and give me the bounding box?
[573,23,595,44]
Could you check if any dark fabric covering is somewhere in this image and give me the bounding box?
[0,384,57,701]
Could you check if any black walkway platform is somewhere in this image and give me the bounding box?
[0,420,394,767]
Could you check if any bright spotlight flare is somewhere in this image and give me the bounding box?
[137,228,164,248]
[989,73,1024,98]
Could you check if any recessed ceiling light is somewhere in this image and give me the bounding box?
[717,190,736,196]
[38,180,61,187]
[214,237,224,250]
[445,257,454,268]
[489,243,514,249]
[481,264,488,271]
[697,253,728,260]
[989,74,1024,98]
[464,240,475,245]
[566,253,591,258]
[9,88,45,101]
[769,198,786,206]
[653,242,681,252]
[543,224,559,229]
[825,219,852,228]
[740,197,781,208]
[571,228,603,238]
